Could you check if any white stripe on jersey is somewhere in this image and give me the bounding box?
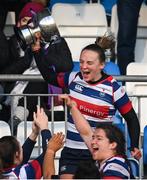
[3,172,17,179]
[103,162,130,177]
[70,89,112,106]
[68,72,78,84]
[114,86,126,102]
[65,139,88,149]
[67,121,79,133]
[19,165,28,179]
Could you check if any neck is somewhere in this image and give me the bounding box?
[99,154,115,166]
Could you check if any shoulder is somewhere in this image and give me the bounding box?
[14,160,42,179]
[101,156,130,179]
[68,71,81,84]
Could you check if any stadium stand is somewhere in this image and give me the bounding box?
[52,3,108,60]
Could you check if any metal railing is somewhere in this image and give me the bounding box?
[1,74,147,177]
[1,74,147,82]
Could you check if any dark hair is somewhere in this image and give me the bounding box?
[96,124,126,157]
[73,160,100,179]
[0,136,20,169]
[81,44,105,64]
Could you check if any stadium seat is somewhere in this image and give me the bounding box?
[126,62,147,134]
[143,126,147,164]
[4,11,15,38]
[128,158,139,178]
[52,3,108,60]
[17,121,40,158]
[0,121,11,137]
[103,61,121,76]
[49,0,86,10]
[73,61,80,72]
[110,4,118,38]
[100,0,117,17]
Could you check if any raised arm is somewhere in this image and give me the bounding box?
[22,118,40,164]
[58,94,93,152]
[33,106,51,152]
[32,34,73,86]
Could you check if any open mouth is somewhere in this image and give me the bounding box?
[82,71,90,77]
[92,147,99,153]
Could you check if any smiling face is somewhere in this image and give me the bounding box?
[91,128,117,163]
[80,49,105,82]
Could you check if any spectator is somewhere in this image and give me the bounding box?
[32,0,50,6]
[1,2,73,136]
[0,2,49,134]
[59,94,137,179]
[0,106,51,179]
[0,29,9,74]
[117,0,143,75]
[0,0,49,31]
[0,0,29,31]
[32,38,141,179]
[0,29,9,111]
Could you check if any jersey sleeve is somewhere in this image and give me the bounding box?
[33,37,73,86]
[22,137,36,164]
[112,79,132,115]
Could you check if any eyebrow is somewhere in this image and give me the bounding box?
[92,135,103,138]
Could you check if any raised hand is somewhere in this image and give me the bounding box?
[33,106,48,131]
[58,94,77,108]
[47,132,65,154]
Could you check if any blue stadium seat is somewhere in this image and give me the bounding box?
[72,61,121,74]
[104,61,122,85]
[143,126,147,164]
[113,111,123,124]
[73,61,80,72]
[128,158,139,178]
[103,61,121,75]
[100,0,117,16]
